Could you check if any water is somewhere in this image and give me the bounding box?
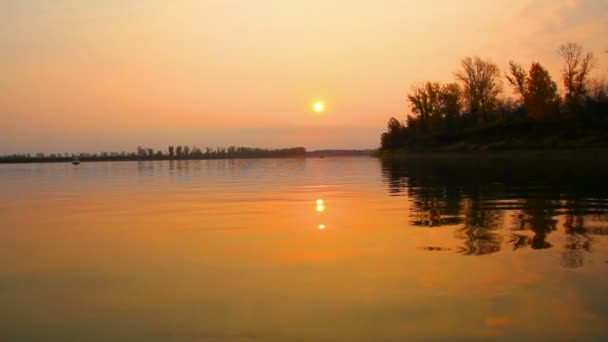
[1,157,608,341]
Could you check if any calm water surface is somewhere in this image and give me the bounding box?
[1,157,608,341]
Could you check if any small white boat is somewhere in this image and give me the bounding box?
[72,157,80,165]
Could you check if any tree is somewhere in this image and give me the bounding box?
[439,82,462,131]
[408,82,442,133]
[505,61,559,121]
[588,78,607,102]
[407,82,462,134]
[175,145,183,157]
[136,146,146,157]
[191,147,202,157]
[585,78,608,124]
[455,57,503,127]
[408,82,441,121]
[168,146,175,157]
[506,60,528,102]
[558,43,594,111]
[380,117,405,150]
[526,62,560,121]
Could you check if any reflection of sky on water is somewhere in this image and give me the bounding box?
[1,157,608,340]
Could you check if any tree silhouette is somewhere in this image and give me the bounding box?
[380,117,405,150]
[558,43,594,113]
[408,82,442,133]
[526,62,560,121]
[506,60,528,101]
[407,82,463,135]
[455,56,502,127]
[439,83,463,131]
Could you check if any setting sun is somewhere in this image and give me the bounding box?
[313,101,325,113]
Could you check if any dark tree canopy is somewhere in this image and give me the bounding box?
[526,63,560,121]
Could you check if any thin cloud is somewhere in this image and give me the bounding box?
[522,0,608,34]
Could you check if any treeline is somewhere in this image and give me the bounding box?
[0,146,306,163]
[380,43,608,151]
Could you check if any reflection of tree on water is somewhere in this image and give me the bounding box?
[456,195,504,255]
[383,163,406,196]
[561,199,593,268]
[381,158,608,264]
[382,160,508,255]
[511,197,558,250]
[409,184,463,227]
[383,160,464,227]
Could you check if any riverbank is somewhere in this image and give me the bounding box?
[377,146,608,161]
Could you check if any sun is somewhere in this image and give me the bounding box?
[313,101,325,113]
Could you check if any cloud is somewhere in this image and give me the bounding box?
[521,0,608,34]
[496,0,608,75]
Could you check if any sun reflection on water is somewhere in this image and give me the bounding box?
[316,198,326,229]
[315,198,325,212]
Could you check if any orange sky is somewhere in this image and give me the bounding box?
[1,0,607,153]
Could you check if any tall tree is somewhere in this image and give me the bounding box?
[168,146,175,157]
[439,82,462,130]
[506,60,528,102]
[526,62,560,121]
[455,57,503,127]
[558,43,594,110]
[408,82,441,120]
[380,117,405,150]
[407,82,442,133]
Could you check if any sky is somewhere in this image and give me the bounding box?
[1,0,607,154]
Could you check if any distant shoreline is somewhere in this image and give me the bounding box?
[305,150,375,157]
[0,149,375,164]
